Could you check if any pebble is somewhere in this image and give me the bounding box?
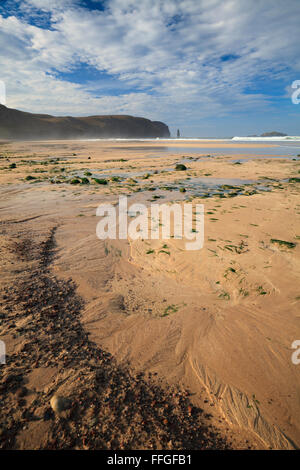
[50,395,70,414]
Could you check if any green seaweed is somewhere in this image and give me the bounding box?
[289,177,300,183]
[218,291,230,300]
[161,304,178,317]
[270,239,296,249]
[159,249,170,255]
[70,178,81,185]
[257,286,267,295]
[175,164,187,171]
[92,178,108,185]
[80,177,90,184]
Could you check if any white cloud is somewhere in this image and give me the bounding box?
[0,0,299,134]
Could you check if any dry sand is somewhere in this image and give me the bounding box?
[0,139,299,449]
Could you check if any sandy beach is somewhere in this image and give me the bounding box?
[0,139,299,450]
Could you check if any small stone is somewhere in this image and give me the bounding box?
[34,406,45,419]
[50,395,70,414]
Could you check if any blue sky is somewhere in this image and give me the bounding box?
[0,0,299,137]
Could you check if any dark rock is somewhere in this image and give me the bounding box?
[175,164,187,171]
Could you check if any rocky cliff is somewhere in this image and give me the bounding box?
[0,105,170,139]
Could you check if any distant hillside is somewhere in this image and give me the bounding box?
[260,131,287,137]
[246,131,288,137]
[0,104,170,140]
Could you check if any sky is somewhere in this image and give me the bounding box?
[0,0,299,137]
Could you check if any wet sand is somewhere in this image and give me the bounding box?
[0,140,299,449]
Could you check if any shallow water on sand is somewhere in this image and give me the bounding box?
[151,143,300,157]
